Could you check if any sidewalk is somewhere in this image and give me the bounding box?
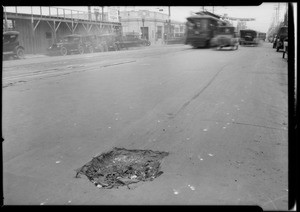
[19,44,185,59]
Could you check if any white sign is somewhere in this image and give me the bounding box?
[108,7,119,22]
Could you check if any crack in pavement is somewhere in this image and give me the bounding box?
[173,63,229,117]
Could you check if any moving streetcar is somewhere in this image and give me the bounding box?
[185,13,228,48]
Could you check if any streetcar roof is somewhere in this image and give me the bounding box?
[3,31,20,35]
[240,29,257,32]
[216,26,235,29]
[186,15,221,22]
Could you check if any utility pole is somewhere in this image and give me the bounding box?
[168,6,171,42]
[88,6,91,21]
[278,3,280,23]
[276,3,280,25]
[284,3,288,25]
[102,6,104,21]
[274,5,279,26]
[3,6,8,31]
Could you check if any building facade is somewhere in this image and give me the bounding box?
[3,6,121,54]
[119,10,185,45]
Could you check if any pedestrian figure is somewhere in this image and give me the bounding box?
[164,33,167,44]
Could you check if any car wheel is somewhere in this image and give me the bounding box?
[113,44,118,51]
[104,44,108,52]
[88,46,94,53]
[78,46,84,54]
[98,45,104,52]
[60,47,68,56]
[16,48,25,59]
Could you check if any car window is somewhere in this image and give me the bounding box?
[193,19,208,30]
[241,31,257,38]
[3,35,11,43]
[3,34,17,43]
[73,37,80,42]
[216,27,233,34]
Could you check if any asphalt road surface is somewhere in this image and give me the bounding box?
[2,43,288,209]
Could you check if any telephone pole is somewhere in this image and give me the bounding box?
[102,6,104,21]
[168,6,171,39]
[88,6,92,21]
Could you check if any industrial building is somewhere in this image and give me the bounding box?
[3,6,121,54]
[119,10,185,45]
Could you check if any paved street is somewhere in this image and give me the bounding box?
[2,43,288,209]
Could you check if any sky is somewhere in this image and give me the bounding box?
[5,3,291,33]
[58,3,289,33]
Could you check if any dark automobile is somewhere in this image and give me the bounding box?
[210,26,239,50]
[272,34,278,48]
[239,29,259,46]
[274,26,288,52]
[92,34,121,52]
[3,31,25,59]
[122,33,151,47]
[283,38,288,59]
[47,34,93,56]
[258,32,266,41]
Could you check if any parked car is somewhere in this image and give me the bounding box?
[47,34,93,56]
[122,33,151,47]
[210,26,239,50]
[3,31,25,59]
[93,34,121,52]
[272,34,278,48]
[258,32,266,41]
[275,26,288,52]
[283,38,288,59]
[239,29,259,46]
[166,36,185,45]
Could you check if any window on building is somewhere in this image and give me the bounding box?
[46,32,52,39]
[3,19,15,30]
[157,26,162,39]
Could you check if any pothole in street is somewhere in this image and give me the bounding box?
[75,147,169,189]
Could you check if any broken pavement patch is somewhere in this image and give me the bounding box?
[75,147,169,189]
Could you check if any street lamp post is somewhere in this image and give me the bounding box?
[88,6,91,21]
[142,18,145,39]
[168,6,171,44]
[102,6,104,21]
[3,6,8,31]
